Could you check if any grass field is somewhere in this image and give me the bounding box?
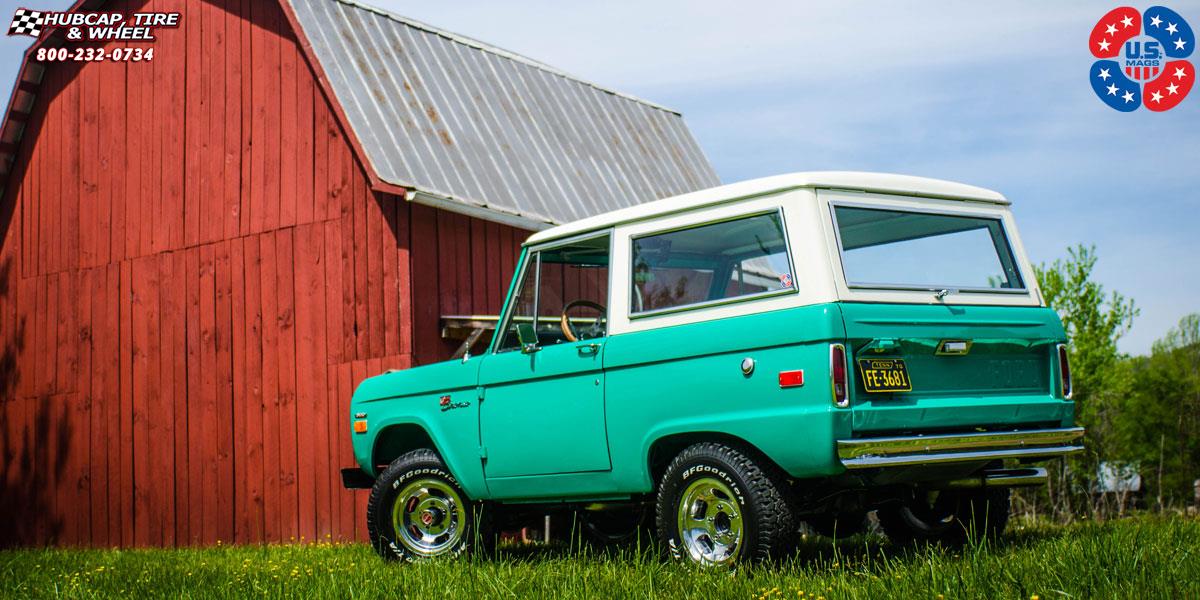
[2,516,1198,599]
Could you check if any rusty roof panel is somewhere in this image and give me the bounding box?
[286,0,719,228]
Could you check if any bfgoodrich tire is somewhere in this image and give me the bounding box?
[878,487,1011,546]
[367,449,490,561]
[656,443,797,566]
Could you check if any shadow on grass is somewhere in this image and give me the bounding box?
[482,523,1067,570]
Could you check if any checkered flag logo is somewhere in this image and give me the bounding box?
[8,8,44,37]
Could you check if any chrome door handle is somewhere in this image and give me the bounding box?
[577,343,601,356]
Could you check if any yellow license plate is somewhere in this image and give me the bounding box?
[857,358,912,393]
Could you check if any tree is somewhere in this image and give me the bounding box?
[1035,245,1139,404]
[1033,245,1139,516]
[1121,315,1200,507]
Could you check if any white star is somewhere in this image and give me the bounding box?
[1121,15,1134,28]
[1167,82,1180,95]
[1167,22,1179,34]
[1175,66,1188,79]
[1122,90,1135,103]
[1175,38,1187,51]
[1150,15,1163,27]
[1098,68,1112,80]
[1098,39,1112,52]
[1151,90,1164,103]
[1106,23,1119,35]
[1107,83,1120,95]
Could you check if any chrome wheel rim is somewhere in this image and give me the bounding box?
[676,476,744,566]
[392,478,467,556]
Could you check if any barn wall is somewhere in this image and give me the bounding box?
[0,0,526,547]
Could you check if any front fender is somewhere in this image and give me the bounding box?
[355,406,488,500]
[350,359,486,499]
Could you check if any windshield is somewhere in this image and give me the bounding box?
[833,205,1024,291]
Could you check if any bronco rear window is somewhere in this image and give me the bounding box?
[832,205,1025,291]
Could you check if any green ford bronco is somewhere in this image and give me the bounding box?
[342,172,1083,566]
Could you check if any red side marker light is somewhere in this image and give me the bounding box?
[778,370,805,388]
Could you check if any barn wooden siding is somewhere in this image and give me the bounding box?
[0,0,526,547]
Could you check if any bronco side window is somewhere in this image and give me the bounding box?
[496,235,611,352]
[630,211,794,315]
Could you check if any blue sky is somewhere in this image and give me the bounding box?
[2,1,1197,354]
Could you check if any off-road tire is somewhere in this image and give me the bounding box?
[656,442,797,566]
[366,449,491,561]
[878,487,1010,546]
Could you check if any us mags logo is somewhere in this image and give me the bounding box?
[1090,6,1195,111]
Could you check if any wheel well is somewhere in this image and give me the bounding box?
[646,432,786,486]
[371,424,436,473]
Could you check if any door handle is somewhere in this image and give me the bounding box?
[577,343,601,356]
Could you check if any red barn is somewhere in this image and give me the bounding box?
[0,0,717,546]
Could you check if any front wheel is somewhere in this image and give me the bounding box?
[656,443,796,567]
[366,449,490,561]
[878,487,1010,546]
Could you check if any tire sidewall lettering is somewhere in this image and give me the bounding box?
[393,467,458,489]
[678,463,745,505]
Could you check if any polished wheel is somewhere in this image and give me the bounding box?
[392,478,467,557]
[656,442,797,566]
[367,448,490,561]
[676,477,744,565]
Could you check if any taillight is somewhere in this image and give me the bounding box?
[831,343,849,407]
[1056,343,1072,399]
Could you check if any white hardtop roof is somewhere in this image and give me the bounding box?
[525,171,1009,246]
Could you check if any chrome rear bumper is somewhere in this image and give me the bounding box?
[837,427,1085,469]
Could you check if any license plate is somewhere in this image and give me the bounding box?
[857,358,912,393]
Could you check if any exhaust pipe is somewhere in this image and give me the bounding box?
[937,467,1048,489]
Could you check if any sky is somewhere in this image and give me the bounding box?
[1,0,1197,355]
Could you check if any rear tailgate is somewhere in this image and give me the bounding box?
[840,302,1073,434]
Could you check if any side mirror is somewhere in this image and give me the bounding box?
[516,323,540,354]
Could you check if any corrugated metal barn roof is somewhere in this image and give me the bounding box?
[286,0,720,229]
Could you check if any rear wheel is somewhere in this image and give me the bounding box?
[878,487,1010,546]
[656,443,796,567]
[367,449,491,561]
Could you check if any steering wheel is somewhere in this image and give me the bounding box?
[560,299,607,342]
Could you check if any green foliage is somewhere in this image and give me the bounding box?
[1034,245,1139,510]
[1034,244,1139,408]
[1035,244,1200,510]
[1,518,1198,599]
[1120,315,1200,505]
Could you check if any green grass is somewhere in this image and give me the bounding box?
[2,516,1198,599]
